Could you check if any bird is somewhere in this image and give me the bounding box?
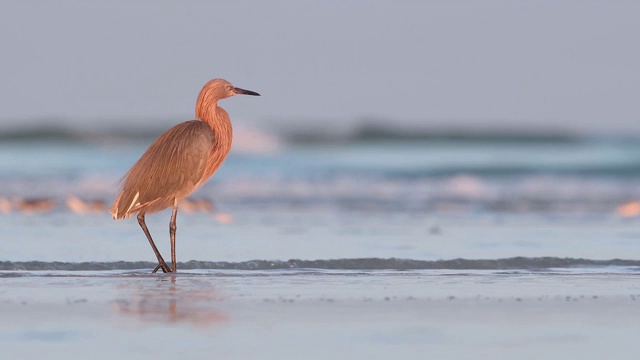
[110,78,260,273]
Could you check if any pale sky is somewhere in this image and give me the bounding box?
[1,0,639,134]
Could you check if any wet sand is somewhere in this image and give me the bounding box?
[1,270,639,359]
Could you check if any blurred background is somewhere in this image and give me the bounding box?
[1,0,640,264]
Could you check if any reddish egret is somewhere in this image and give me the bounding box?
[110,78,260,273]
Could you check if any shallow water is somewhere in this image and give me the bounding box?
[2,270,640,359]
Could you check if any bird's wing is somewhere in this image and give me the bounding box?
[111,120,214,218]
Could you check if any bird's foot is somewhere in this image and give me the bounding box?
[152,262,172,273]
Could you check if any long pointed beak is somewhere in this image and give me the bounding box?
[234,87,260,96]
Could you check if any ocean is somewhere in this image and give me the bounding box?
[1,124,640,359]
[1,125,640,267]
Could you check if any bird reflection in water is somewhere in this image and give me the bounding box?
[113,276,227,327]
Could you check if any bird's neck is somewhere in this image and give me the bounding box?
[196,100,218,124]
[196,102,233,182]
[197,101,231,132]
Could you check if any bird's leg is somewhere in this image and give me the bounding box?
[169,204,178,273]
[137,213,172,273]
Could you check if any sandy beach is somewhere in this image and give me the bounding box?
[1,269,639,359]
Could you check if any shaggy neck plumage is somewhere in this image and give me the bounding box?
[195,96,233,183]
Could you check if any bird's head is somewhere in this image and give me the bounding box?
[199,78,260,102]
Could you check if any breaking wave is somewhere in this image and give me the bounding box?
[2,257,640,271]
[3,121,640,216]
